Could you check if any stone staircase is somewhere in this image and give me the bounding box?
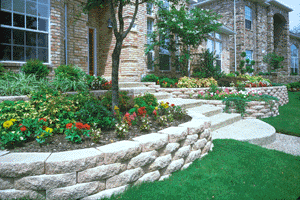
[118,82,276,146]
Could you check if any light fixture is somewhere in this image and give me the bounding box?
[107,18,113,28]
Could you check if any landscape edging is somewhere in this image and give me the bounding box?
[0,115,212,200]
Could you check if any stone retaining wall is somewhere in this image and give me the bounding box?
[156,86,289,106]
[197,100,279,119]
[0,118,212,200]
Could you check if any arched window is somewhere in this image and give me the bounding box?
[291,44,299,74]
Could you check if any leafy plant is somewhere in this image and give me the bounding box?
[50,76,89,92]
[99,91,134,112]
[54,64,86,81]
[192,49,225,79]
[263,53,284,72]
[133,93,158,115]
[21,59,49,79]
[239,52,255,74]
[141,74,159,82]
[115,122,128,138]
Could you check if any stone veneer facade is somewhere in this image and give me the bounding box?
[1,0,300,82]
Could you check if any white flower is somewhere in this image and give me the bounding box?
[20,137,24,140]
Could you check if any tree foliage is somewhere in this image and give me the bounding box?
[145,3,222,76]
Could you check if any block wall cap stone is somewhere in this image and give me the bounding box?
[132,133,168,152]
[96,141,141,164]
[158,126,188,143]
[45,148,104,174]
[180,134,199,146]
[0,153,51,178]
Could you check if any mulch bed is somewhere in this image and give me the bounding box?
[4,115,192,153]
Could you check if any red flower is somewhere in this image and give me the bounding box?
[138,107,147,117]
[19,123,22,127]
[171,104,175,107]
[75,122,84,129]
[20,126,27,132]
[153,109,157,116]
[84,124,91,130]
[66,123,73,129]
[39,118,46,122]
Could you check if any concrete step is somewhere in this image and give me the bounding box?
[119,82,155,88]
[120,87,156,96]
[158,98,203,109]
[151,92,172,100]
[187,105,223,117]
[208,113,242,131]
[211,119,276,146]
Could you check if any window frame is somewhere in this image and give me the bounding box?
[0,0,51,64]
[245,6,252,30]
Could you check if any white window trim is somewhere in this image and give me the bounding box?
[88,27,97,76]
[0,0,51,64]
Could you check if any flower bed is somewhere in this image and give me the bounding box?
[0,113,212,200]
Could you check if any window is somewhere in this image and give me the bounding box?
[159,1,170,71]
[215,41,222,67]
[207,39,214,52]
[147,18,154,70]
[246,50,253,61]
[206,33,223,69]
[291,44,299,74]
[147,3,153,15]
[245,6,252,30]
[0,0,50,62]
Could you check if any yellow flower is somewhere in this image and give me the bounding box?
[37,136,40,139]
[164,105,169,109]
[41,133,44,137]
[155,107,158,110]
[3,121,13,129]
[114,106,119,110]
[134,104,139,108]
[45,127,53,133]
[10,119,17,122]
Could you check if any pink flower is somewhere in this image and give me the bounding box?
[132,112,137,117]
[259,93,262,95]
[125,112,130,117]
[211,94,213,97]
[216,90,219,94]
[224,88,229,94]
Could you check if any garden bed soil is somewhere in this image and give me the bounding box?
[4,115,192,153]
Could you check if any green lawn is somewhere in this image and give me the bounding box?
[101,139,300,200]
[261,91,300,137]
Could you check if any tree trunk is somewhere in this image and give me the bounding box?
[111,38,123,113]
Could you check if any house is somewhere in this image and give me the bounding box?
[0,0,299,82]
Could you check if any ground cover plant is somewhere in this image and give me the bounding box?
[96,139,300,200]
[0,91,191,152]
[261,91,300,137]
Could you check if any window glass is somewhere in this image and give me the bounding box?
[38,47,48,62]
[1,11,12,26]
[26,31,37,46]
[13,29,25,45]
[26,46,37,60]
[246,50,253,60]
[215,33,221,40]
[38,3,49,18]
[147,51,154,70]
[215,41,222,58]
[291,44,298,57]
[159,54,170,70]
[291,45,299,73]
[1,28,12,44]
[1,0,12,11]
[38,0,48,4]
[13,13,25,27]
[26,16,37,29]
[26,0,37,15]
[13,46,25,61]
[245,6,252,21]
[147,3,153,15]
[147,18,154,44]
[38,18,48,31]
[13,0,25,13]
[38,33,47,47]
[0,45,12,60]
[207,39,214,52]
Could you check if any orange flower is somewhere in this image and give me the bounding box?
[84,124,91,130]
[39,118,47,122]
[171,104,175,107]
[66,123,73,129]
[75,122,84,129]
[20,126,27,132]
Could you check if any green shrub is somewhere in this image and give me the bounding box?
[50,76,89,92]
[0,63,6,77]
[191,49,225,79]
[21,59,49,79]
[132,93,158,115]
[286,82,300,89]
[141,74,159,82]
[85,75,108,90]
[158,77,178,87]
[76,99,116,130]
[238,52,255,74]
[263,53,284,72]
[54,64,86,81]
[99,91,134,113]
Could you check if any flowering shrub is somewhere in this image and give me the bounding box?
[157,115,168,126]
[90,128,102,143]
[131,93,158,115]
[64,122,91,143]
[115,122,128,138]
[101,80,112,90]
[140,117,150,131]
[177,76,218,88]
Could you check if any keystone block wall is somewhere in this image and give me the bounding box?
[0,119,212,200]
[156,86,289,106]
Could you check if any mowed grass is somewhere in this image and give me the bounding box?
[100,139,300,200]
[261,91,300,137]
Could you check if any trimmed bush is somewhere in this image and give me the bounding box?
[21,59,49,79]
[54,64,86,81]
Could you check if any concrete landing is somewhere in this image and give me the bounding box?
[211,119,276,146]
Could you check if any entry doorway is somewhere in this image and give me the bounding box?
[88,28,97,76]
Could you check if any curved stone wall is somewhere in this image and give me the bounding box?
[156,86,289,106]
[197,100,279,119]
[0,117,212,200]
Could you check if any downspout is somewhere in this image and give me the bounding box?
[234,0,236,72]
[65,4,68,65]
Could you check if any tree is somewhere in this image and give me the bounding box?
[82,0,183,112]
[145,2,222,76]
